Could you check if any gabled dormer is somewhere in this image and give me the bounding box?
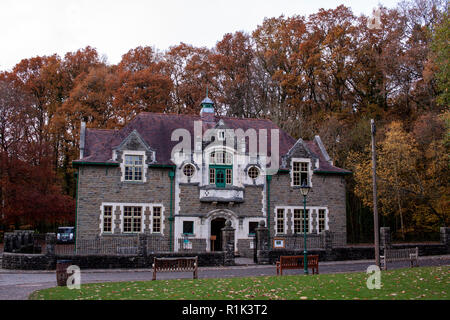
[282,138,318,187]
[112,129,156,183]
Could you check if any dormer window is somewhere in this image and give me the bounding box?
[218,130,225,141]
[291,159,311,187]
[121,151,147,182]
[125,155,143,181]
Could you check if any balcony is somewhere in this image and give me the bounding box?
[199,185,244,203]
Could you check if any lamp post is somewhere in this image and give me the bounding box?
[300,182,311,275]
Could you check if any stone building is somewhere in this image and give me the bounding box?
[73,96,351,257]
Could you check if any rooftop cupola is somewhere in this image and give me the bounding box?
[200,90,215,122]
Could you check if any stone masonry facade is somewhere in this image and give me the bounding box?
[74,96,351,258]
[76,165,172,242]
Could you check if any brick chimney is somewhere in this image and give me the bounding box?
[79,121,86,159]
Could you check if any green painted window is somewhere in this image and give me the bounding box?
[209,165,232,188]
[209,150,233,188]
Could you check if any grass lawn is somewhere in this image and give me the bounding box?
[29,266,449,300]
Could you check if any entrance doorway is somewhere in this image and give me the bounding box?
[210,218,226,251]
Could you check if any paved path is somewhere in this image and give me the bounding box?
[0,255,449,300]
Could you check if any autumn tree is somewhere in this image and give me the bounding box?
[114,46,173,124]
[350,120,449,239]
[430,9,449,107]
[164,43,216,114]
[0,78,74,230]
[209,32,263,118]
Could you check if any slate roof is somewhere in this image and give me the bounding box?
[304,140,351,175]
[74,112,350,175]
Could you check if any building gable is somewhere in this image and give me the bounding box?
[112,130,156,169]
[282,138,319,170]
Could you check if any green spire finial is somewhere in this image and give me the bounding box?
[206,86,209,98]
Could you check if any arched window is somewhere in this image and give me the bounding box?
[209,150,232,165]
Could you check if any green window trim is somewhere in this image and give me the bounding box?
[209,164,232,188]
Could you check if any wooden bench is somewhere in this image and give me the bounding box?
[380,247,418,270]
[276,255,319,275]
[152,256,198,280]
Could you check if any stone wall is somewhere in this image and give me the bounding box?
[76,166,172,241]
[237,238,254,258]
[2,251,225,270]
[4,252,225,270]
[1,232,228,270]
[1,252,54,270]
[258,225,449,264]
[269,173,347,237]
[268,243,449,264]
[3,231,40,253]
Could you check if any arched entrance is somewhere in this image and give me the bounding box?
[206,209,237,252]
[210,218,226,251]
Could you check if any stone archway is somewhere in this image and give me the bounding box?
[210,217,226,251]
[206,209,237,252]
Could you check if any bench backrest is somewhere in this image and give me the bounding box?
[280,255,303,267]
[385,247,418,259]
[154,257,197,271]
[279,255,319,266]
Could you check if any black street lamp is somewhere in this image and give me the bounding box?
[300,181,311,275]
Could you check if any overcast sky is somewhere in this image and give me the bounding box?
[0,0,401,71]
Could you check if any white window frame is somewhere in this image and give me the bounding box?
[100,204,116,234]
[99,202,165,234]
[182,220,195,235]
[151,205,163,234]
[274,207,288,235]
[274,206,329,235]
[317,208,329,233]
[123,206,143,233]
[290,158,312,187]
[292,208,310,234]
[217,130,225,141]
[209,150,233,165]
[120,150,147,182]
